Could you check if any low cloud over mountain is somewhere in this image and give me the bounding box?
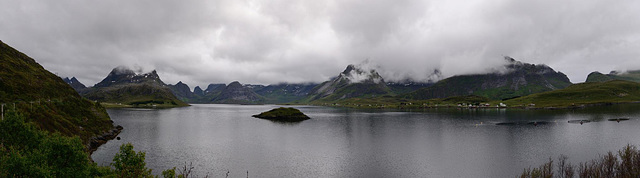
[2,0,639,87]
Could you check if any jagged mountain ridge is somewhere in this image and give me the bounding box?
[204,84,226,94]
[94,66,165,88]
[166,81,318,104]
[404,56,572,100]
[81,67,187,107]
[212,81,265,104]
[160,65,436,104]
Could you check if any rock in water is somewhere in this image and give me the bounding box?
[252,107,310,122]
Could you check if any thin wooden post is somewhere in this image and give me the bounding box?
[2,104,4,121]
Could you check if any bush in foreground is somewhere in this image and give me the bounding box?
[0,111,96,177]
[520,145,640,178]
[0,111,196,177]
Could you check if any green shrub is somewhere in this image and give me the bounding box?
[112,143,153,178]
[0,112,103,177]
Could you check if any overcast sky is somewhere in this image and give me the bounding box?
[1,0,639,88]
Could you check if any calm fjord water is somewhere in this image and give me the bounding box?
[92,104,640,177]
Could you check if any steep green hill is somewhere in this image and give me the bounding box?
[387,82,433,95]
[404,57,571,100]
[0,40,115,145]
[586,70,640,83]
[504,80,640,108]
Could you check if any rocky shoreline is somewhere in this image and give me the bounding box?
[88,125,123,154]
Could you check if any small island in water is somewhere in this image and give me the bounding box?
[252,107,311,122]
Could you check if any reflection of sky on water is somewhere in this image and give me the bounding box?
[92,104,640,177]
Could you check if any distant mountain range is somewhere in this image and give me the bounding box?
[167,81,317,104]
[586,70,640,83]
[63,55,640,106]
[4,37,638,112]
[162,64,428,104]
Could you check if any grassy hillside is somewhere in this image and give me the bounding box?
[83,84,188,108]
[387,82,433,95]
[0,40,115,145]
[504,80,640,108]
[316,80,640,110]
[317,83,391,101]
[405,72,571,100]
[404,58,571,100]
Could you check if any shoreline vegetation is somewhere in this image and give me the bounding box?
[304,96,640,111]
[519,145,640,178]
[100,102,190,109]
[301,80,640,110]
[0,112,201,177]
[309,100,639,110]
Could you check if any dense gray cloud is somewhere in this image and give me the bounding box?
[1,0,639,88]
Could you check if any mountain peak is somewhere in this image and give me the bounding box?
[228,81,243,87]
[167,81,194,100]
[193,86,204,96]
[308,64,391,101]
[62,76,87,91]
[500,57,557,75]
[112,66,136,75]
[204,84,226,94]
[339,64,384,84]
[504,56,516,63]
[342,64,356,75]
[94,66,165,88]
[212,81,263,103]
